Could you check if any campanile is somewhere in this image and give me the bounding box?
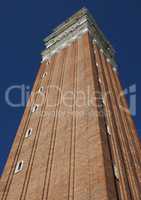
[0,8,141,200]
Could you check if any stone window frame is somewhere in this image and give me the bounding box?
[15,161,24,174]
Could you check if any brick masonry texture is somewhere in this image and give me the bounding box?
[0,32,141,200]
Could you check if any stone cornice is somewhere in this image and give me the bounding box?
[41,7,116,65]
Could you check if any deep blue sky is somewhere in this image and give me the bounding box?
[0,0,141,175]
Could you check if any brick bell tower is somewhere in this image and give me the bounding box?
[0,8,141,200]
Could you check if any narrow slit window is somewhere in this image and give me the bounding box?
[107,126,111,135]
[114,165,119,180]
[98,78,102,83]
[42,72,47,79]
[39,86,44,93]
[25,128,32,138]
[15,161,24,174]
[102,97,106,106]
[32,104,39,113]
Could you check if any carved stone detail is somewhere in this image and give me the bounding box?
[41,8,116,65]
